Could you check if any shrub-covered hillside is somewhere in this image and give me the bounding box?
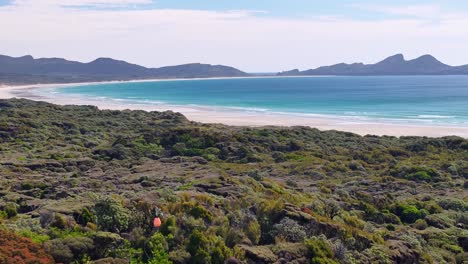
[0,99,467,263]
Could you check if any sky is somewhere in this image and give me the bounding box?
[1,0,468,72]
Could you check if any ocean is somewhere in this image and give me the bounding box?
[47,76,468,126]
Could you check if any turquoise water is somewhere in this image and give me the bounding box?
[54,76,468,125]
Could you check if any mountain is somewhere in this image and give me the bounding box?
[0,55,248,85]
[278,54,467,76]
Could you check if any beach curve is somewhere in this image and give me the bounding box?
[1,80,468,138]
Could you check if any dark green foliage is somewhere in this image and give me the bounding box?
[144,233,171,264]
[247,170,264,181]
[50,214,67,229]
[392,203,427,224]
[5,203,17,218]
[0,99,467,263]
[305,238,337,264]
[189,204,213,223]
[391,166,440,182]
[187,230,211,264]
[186,230,231,264]
[94,197,130,232]
[91,232,126,259]
[245,219,261,245]
[74,207,96,226]
[160,216,177,237]
[438,198,467,212]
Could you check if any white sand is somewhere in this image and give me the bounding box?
[1,81,468,138]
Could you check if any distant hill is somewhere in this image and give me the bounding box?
[0,55,249,85]
[278,54,468,76]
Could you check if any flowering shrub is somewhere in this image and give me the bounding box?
[0,230,54,264]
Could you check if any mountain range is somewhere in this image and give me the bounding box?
[2,53,468,85]
[278,54,468,76]
[0,55,248,85]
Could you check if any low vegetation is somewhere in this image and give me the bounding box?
[0,99,466,263]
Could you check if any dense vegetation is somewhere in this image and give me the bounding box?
[0,99,466,264]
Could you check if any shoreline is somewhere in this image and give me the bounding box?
[1,79,468,138]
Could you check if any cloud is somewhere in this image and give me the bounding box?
[354,3,467,21]
[1,1,468,71]
[12,0,153,5]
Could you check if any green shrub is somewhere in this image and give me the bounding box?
[74,207,96,226]
[413,219,428,230]
[189,204,213,223]
[247,170,265,181]
[187,230,211,264]
[304,237,337,264]
[392,203,427,224]
[51,214,67,229]
[245,220,261,245]
[271,217,306,242]
[45,236,94,264]
[94,197,130,232]
[160,216,177,237]
[438,198,467,212]
[146,233,171,264]
[0,210,7,219]
[391,166,440,182]
[5,203,17,218]
[19,230,50,244]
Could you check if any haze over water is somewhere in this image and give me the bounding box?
[52,76,468,126]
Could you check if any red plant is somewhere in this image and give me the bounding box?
[0,230,54,264]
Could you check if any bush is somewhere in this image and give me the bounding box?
[160,216,177,237]
[94,197,130,232]
[413,219,428,230]
[271,217,306,242]
[90,232,126,259]
[392,203,427,224]
[391,166,440,182]
[438,198,467,212]
[74,207,96,226]
[0,210,7,219]
[245,220,261,245]
[189,204,214,223]
[145,233,171,264]
[247,170,264,181]
[272,151,286,163]
[40,210,56,228]
[323,200,341,219]
[304,237,337,264]
[45,236,94,264]
[186,230,231,264]
[0,230,54,264]
[51,214,67,229]
[187,230,211,264]
[5,203,17,218]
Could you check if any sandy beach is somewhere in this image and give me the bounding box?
[1,81,468,138]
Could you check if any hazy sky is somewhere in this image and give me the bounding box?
[1,0,468,72]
